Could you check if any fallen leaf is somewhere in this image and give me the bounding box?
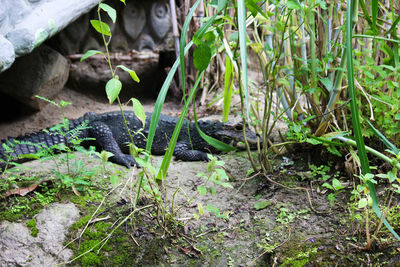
[72,186,81,197]
[5,184,38,197]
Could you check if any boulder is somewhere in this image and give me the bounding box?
[0,45,69,110]
[0,203,80,266]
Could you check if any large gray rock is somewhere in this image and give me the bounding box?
[0,203,80,266]
[0,45,69,110]
[0,35,15,71]
[0,0,98,72]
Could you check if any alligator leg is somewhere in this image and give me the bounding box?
[174,141,210,161]
[89,121,137,168]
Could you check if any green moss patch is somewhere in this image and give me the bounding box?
[26,218,38,237]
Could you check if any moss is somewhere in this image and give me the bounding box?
[80,251,102,267]
[26,218,38,237]
[0,211,23,222]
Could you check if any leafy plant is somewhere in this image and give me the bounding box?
[196,155,233,196]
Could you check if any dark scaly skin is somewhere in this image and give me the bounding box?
[0,111,258,169]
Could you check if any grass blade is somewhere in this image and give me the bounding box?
[346,0,400,241]
[222,56,234,122]
[365,119,399,154]
[238,0,249,120]
[179,0,203,97]
[193,106,236,152]
[146,42,193,154]
[157,71,205,181]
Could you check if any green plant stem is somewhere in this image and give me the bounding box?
[335,136,400,169]
[309,0,317,101]
[237,0,249,120]
[97,1,114,78]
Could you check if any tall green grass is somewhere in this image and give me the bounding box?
[345,0,399,240]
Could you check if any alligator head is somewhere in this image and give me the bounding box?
[199,120,259,150]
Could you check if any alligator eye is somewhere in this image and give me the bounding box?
[233,122,243,131]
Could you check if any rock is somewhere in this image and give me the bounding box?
[0,0,98,72]
[0,35,15,72]
[0,203,80,266]
[0,45,69,110]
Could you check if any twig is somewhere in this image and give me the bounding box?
[59,183,122,255]
[130,234,140,246]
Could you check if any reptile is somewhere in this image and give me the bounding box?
[0,111,258,169]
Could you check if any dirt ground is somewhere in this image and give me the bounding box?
[1,87,400,266]
[0,87,184,140]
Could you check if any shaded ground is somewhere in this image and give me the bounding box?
[0,87,184,140]
[0,87,399,266]
[1,151,399,266]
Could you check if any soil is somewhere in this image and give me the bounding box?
[0,87,399,266]
[0,87,184,140]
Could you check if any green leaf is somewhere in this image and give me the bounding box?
[327,193,336,206]
[306,138,323,145]
[245,0,268,18]
[206,204,219,213]
[105,78,122,104]
[197,186,207,196]
[80,50,104,62]
[156,69,205,181]
[365,119,399,154]
[130,97,146,127]
[332,178,344,190]
[120,0,126,4]
[193,14,217,45]
[110,175,119,187]
[116,65,140,83]
[90,20,111,36]
[59,100,72,108]
[387,171,397,183]
[322,182,333,190]
[194,108,237,152]
[345,0,400,241]
[320,77,333,91]
[222,56,233,122]
[286,0,301,10]
[358,198,368,209]
[35,95,59,107]
[100,3,117,23]
[193,43,212,71]
[217,0,228,11]
[100,150,114,162]
[364,173,375,180]
[254,201,272,210]
[198,203,205,215]
[20,153,41,160]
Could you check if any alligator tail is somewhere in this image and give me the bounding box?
[0,131,66,163]
[0,117,88,169]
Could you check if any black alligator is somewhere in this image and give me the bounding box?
[0,111,258,169]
